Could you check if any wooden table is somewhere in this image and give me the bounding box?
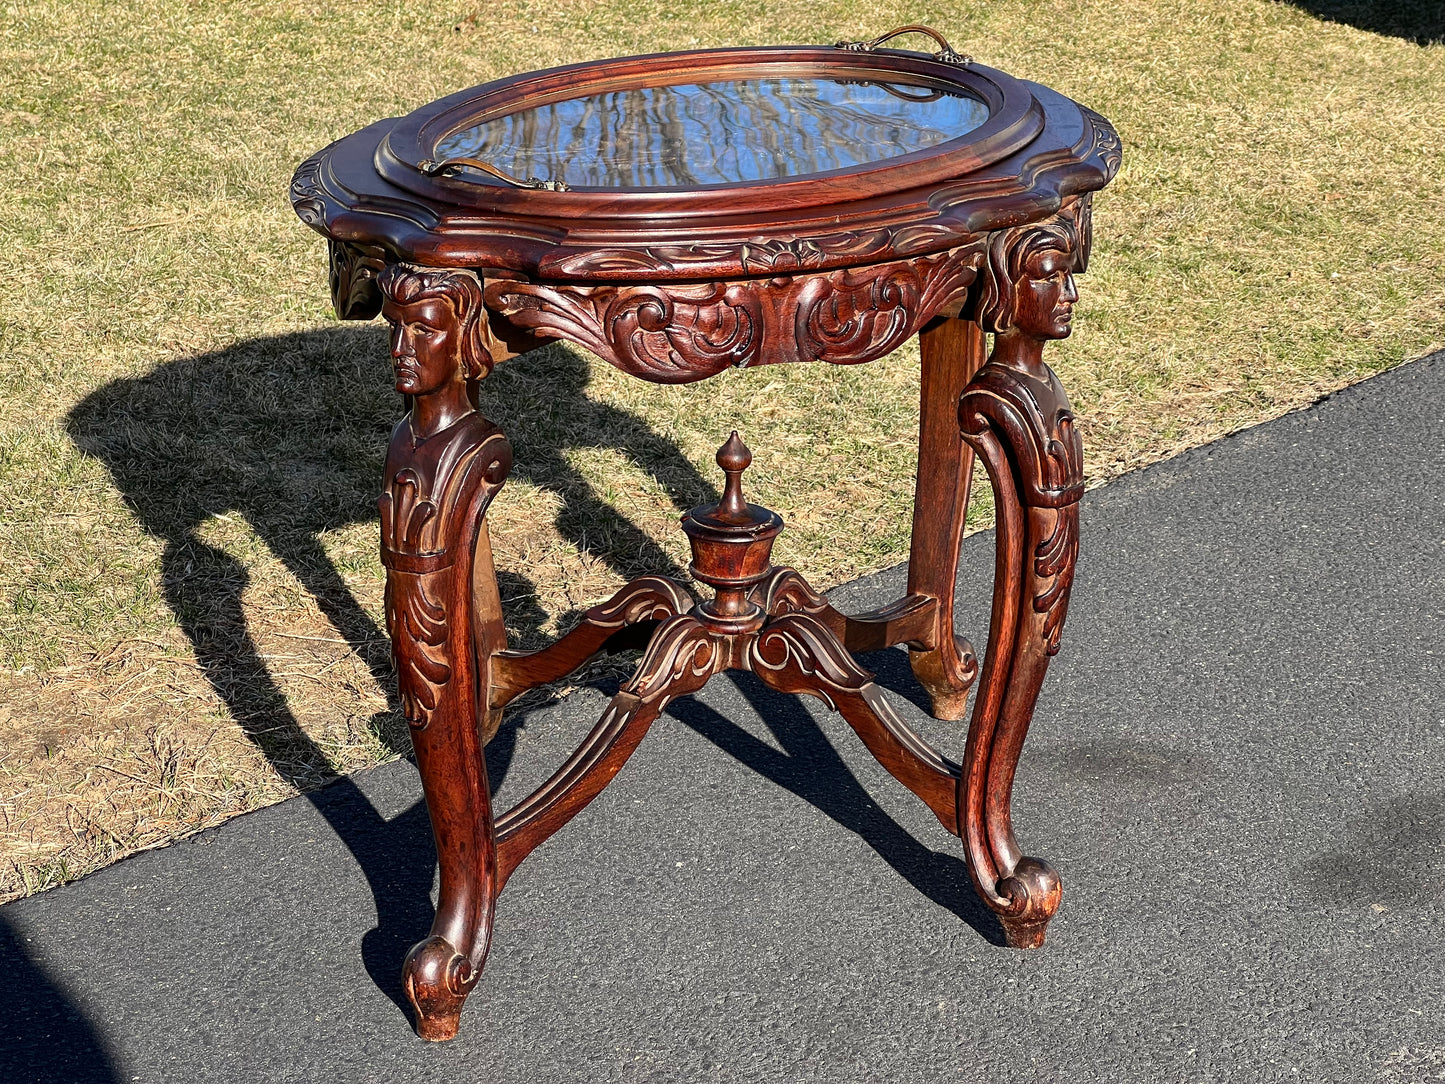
[291,26,1120,1041]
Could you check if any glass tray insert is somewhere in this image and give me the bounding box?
[434,75,990,189]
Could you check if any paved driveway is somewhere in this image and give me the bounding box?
[3,354,1442,1083]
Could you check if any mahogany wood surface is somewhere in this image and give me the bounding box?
[907,316,985,719]
[291,30,1118,1040]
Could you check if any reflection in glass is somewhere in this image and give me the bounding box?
[435,76,990,189]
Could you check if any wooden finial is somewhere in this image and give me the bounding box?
[680,430,782,631]
[716,431,751,521]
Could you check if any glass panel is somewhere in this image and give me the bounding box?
[434,76,989,188]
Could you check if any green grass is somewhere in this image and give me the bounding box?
[1,0,1442,901]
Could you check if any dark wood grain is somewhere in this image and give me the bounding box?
[906,315,984,719]
[294,33,1118,1041]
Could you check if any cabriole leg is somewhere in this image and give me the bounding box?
[375,263,513,1040]
[955,200,1090,948]
[958,360,1078,947]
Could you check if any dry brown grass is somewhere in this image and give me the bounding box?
[2,0,1442,902]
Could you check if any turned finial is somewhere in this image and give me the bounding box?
[680,430,784,633]
[716,431,752,521]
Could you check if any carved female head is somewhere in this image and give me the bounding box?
[977,197,1091,340]
[378,264,494,395]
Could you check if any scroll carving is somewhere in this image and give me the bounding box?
[751,610,873,711]
[751,567,832,620]
[290,150,326,228]
[749,611,961,831]
[584,575,695,629]
[1081,108,1123,178]
[622,614,722,700]
[795,264,917,365]
[487,241,983,383]
[490,576,697,710]
[486,281,761,382]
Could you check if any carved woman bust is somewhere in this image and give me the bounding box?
[380,264,496,441]
[375,265,512,729]
[376,266,508,563]
[976,197,1090,375]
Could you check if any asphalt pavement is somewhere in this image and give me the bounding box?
[2,352,1442,1083]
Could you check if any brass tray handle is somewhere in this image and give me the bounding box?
[417,156,571,192]
[835,24,973,66]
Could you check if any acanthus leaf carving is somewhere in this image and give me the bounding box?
[487,241,983,384]
[487,281,761,383]
[329,239,386,321]
[380,432,511,728]
[796,264,918,364]
[1031,504,1078,655]
[384,570,451,721]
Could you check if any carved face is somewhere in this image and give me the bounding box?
[1013,247,1079,340]
[382,296,462,396]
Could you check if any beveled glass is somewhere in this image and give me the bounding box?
[434,75,990,189]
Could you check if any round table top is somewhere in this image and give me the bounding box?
[293,38,1120,283]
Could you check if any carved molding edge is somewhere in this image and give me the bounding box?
[1080,107,1123,179]
[291,149,327,229]
[536,222,966,280]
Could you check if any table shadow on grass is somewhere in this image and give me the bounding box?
[63,325,716,1022]
[1286,0,1444,44]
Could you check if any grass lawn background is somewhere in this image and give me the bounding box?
[1,0,1442,901]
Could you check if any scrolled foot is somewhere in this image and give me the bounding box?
[995,856,1062,948]
[402,935,478,1041]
